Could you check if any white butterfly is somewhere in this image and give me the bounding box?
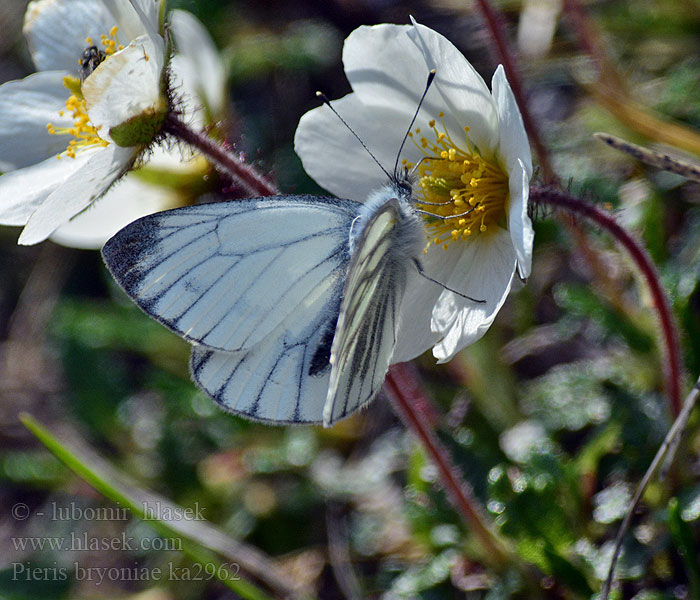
[102,175,432,426]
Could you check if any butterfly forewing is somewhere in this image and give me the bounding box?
[323,197,411,426]
[102,196,359,353]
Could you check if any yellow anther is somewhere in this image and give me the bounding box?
[48,86,108,158]
[407,108,509,249]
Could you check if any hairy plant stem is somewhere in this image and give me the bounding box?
[473,0,555,183]
[162,114,279,197]
[530,186,682,417]
[385,362,510,566]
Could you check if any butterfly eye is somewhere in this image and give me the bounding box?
[396,179,412,197]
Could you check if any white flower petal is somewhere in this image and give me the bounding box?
[0,151,91,225]
[101,0,157,42]
[121,0,164,56]
[19,144,134,245]
[407,19,500,156]
[392,268,443,362]
[342,24,433,112]
[295,93,415,201]
[492,65,532,177]
[23,0,113,73]
[168,55,202,127]
[508,159,534,279]
[341,21,499,155]
[127,0,162,34]
[82,34,165,137]
[170,9,226,121]
[392,236,472,363]
[430,231,517,362]
[0,71,74,170]
[50,171,176,248]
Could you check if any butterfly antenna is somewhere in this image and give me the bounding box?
[316,91,392,181]
[393,69,436,181]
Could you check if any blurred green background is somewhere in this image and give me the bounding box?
[1,0,700,597]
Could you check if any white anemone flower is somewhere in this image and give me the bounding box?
[295,20,533,363]
[50,8,227,249]
[0,0,168,246]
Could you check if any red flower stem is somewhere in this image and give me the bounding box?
[385,362,509,565]
[162,114,279,197]
[530,186,682,417]
[473,0,556,184]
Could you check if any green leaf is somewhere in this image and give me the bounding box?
[20,413,295,600]
[522,361,611,432]
[575,421,622,476]
[668,497,700,597]
[555,283,655,354]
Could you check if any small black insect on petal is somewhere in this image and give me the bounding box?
[80,46,107,81]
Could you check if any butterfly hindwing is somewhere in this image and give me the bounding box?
[190,284,341,423]
[102,196,359,353]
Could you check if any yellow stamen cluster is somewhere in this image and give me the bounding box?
[47,28,123,159]
[406,113,509,251]
[47,89,109,158]
[93,26,124,57]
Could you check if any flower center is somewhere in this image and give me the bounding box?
[405,113,509,251]
[46,27,124,159]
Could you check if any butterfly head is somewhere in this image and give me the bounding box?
[390,166,415,201]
